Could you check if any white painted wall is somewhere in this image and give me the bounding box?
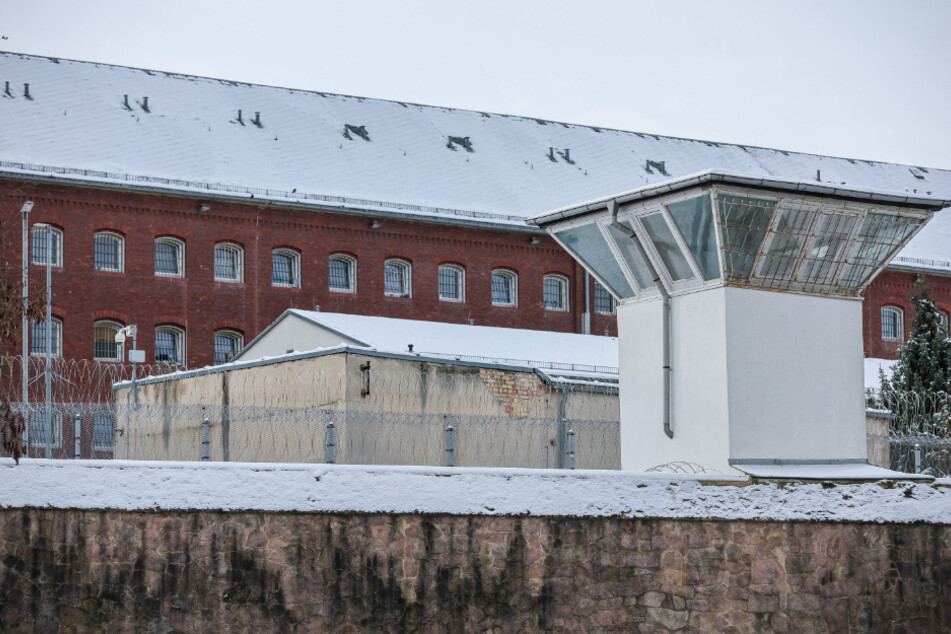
[239,314,363,360]
[619,287,866,474]
[725,288,866,463]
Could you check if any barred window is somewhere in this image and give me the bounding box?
[329,255,356,293]
[384,259,411,298]
[272,249,300,287]
[31,318,62,357]
[491,269,517,307]
[93,232,123,272]
[30,411,62,448]
[155,237,184,277]
[93,321,122,361]
[594,281,618,316]
[881,307,904,342]
[438,265,465,302]
[939,311,949,339]
[214,243,243,282]
[214,330,243,364]
[155,326,185,365]
[543,275,569,311]
[93,412,114,451]
[31,225,63,267]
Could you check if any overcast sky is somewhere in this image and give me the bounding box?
[3,0,950,169]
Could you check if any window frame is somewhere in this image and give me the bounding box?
[272,248,301,288]
[93,320,123,362]
[30,410,62,449]
[938,310,949,340]
[543,274,570,312]
[154,237,185,278]
[593,281,618,316]
[491,269,518,307]
[93,410,115,451]
[31,225,63,268]
[438,264,466,303]
[328,254,357,294]
[155,325,186,366]
[30,317,63,357]
[214,330,244,365]
[881,306,904,342]
[384,258,412,298]
[214,242,244,283]
[93,231,124,273]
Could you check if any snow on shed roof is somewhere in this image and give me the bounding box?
[0,51,948,260]
[244,309,618,374]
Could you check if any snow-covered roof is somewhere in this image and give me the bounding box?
[1,51,947,261]
[3,460,949,523]
[242,309,618,376]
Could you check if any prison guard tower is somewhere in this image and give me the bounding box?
[528,171,949,477]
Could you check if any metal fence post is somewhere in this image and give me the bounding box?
[914,443,922,474]
[201,417,210,461]
[326,421,335,464]
[445,425,454,467]
[74,413,81,459]
[566,429,575,470]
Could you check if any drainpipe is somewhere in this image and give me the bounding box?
[608,200,674,438]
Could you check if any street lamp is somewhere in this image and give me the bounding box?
[32,222,53,459]
[115,325,141,408]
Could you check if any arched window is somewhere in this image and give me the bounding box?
[384,259,412,298]
[214,243,244,282]
[939,310,949,339]
[94,321,123,361]
[543,274,569,311]
[214,330,244,364]
[31,225,63,267]
[31,317,63,357]
[155,237,185,277]
[491,269,517,307]
[438,264,465,302]
[329,254,357,293]
[155,325,185,366]
[594,281,618,316]
[272,248,301,287]
[93,232,124,272]
[881,306,904,342]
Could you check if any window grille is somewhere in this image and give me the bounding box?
[31,226,62,267]
[491,270,517,307]
[272,249,300,287]
[214,331,243,364]
[329,255,356,292]
[93,233,123,272]
[594,281,617,316]
[438,265,464,302]
[384,260,411,297]
[30,412,61,448]
[31,318,62,357]
[543,275,568,311]
[155,326,185,365]
[881,307,904,342]
[93,321,122,361]
[155,238,184,277]
[93,412,114,451]
[214,244,243,282]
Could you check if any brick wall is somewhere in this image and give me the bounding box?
[1,179,618,367]
[863,269,951,359]
[0,508,948,632]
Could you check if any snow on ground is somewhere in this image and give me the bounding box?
[2,460,949,524]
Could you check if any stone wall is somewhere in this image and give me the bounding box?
[1,509,948,633]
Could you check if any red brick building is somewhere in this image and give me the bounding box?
[1,52,949,367]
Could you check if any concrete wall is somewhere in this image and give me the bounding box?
[1,508,947,632]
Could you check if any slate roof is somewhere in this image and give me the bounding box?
[0,51,948,263]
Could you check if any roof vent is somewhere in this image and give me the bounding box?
[235,109,245,126]
[23,83,32,100]
[548,147,558,163]
[909,167,927,181]
[139,96,149,112]
[251,111,262,128]
[644,159,668,176]
[122,94,132,111]
[558,148,574,164]
[408,344,414,353]
[343,124,370,141]
[447,136,474,152]
[3,82,12,98]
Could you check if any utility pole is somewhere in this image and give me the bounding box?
[20,202,32,450]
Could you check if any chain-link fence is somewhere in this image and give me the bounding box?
[867,389,951,476]
[0,355,621,470]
